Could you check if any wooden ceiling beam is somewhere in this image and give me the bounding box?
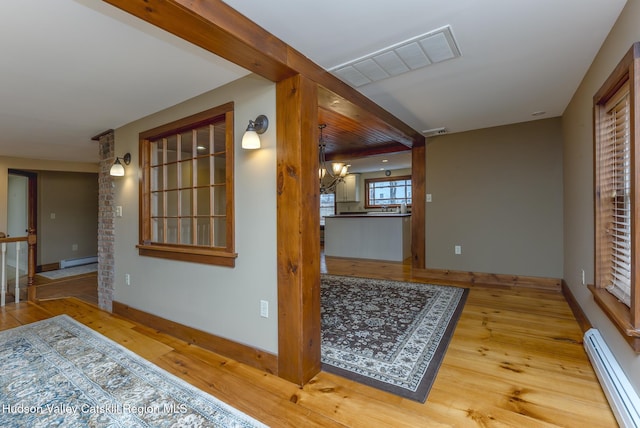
[102,0,297,82]
[325,144,412,162]
[316,80,420,149]
[101,0,425,148]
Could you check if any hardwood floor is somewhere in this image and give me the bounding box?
[33,271,99,305]
[0,258,616,427]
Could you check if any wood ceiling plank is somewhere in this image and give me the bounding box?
[319,107,411,158]
[304,63,424,148]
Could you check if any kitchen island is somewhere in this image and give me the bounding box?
[324,213,411,262]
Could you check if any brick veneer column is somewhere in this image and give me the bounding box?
[97,131,115,311]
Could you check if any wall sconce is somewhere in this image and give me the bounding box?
[241,115,268,149]
[110,153,131,176]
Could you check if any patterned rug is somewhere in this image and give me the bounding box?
[321,275,468,402]
[0,315,267,427]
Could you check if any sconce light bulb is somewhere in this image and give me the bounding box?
[110,158,125,176]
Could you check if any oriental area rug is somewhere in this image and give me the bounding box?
[0,315,266,428]
[321,275,468,402]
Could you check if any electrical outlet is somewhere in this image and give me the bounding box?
[72,244,78,251]
[426,194,432,203]
[455,245,462,255]
[125,274,131,286]
[116,206,123,217]
[260,300,269,318]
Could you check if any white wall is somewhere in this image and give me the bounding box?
[6,174,28,272]
[563,0,640,392]
[7,174,28,238]
[113,74,278,354]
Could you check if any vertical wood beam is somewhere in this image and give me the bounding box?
[27,229,36,301]
[276,74,321,384]
[412,143,426,269]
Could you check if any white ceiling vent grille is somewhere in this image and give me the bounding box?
[330,25,461,88]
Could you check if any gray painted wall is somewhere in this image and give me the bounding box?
[563,0,640,393]
[37,171,98,265]
[425,118,563,278]
[114,75,278,354]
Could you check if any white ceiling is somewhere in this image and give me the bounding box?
[0,0,249,163]
[0,0,627,164]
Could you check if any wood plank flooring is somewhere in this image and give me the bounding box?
[0,257,616,427]
[34,271,98,305]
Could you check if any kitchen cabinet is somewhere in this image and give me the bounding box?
[335,174,360,202]
[324,213,411,261]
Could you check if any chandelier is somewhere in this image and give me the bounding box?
[318,124,349,194]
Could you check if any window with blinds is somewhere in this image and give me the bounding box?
[593,42,640,346]
[597,82,631,306]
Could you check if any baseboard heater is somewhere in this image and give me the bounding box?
[60,256,97,269]
[584,328,640,427]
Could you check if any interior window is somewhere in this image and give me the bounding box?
[138,102,237,267]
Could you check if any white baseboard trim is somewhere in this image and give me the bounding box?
[584,328,640,427]
[60,256,97,269]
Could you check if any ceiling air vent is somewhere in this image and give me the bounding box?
[422,127,448,137]
[330,25,461,88]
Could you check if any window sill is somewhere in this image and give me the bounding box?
[137,244,237,267]
[588,284,640,352]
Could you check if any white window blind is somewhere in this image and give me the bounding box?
[602,83,631,306]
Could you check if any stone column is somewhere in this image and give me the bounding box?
[97,131,115,311]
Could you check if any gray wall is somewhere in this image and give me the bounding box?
[563,0,640,391]
[37,171,98,265]
[114,75,278,354]
[425,118,563,278]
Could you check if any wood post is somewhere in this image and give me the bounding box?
[276,74,321,385]
[27,228,37,302]
[411,143,426,269]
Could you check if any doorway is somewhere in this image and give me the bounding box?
[7,170,37,274]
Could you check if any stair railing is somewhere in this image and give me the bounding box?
[0,229,36,306]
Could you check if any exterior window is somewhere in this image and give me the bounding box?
[365,175,412,208]
[138,102,236,267]
[593,43,640,348]
[320,193,335,226]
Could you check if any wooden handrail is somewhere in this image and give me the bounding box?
[0,236,28,244]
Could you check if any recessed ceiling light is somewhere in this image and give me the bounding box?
[382,159,388,163]
[531,111,546,117]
